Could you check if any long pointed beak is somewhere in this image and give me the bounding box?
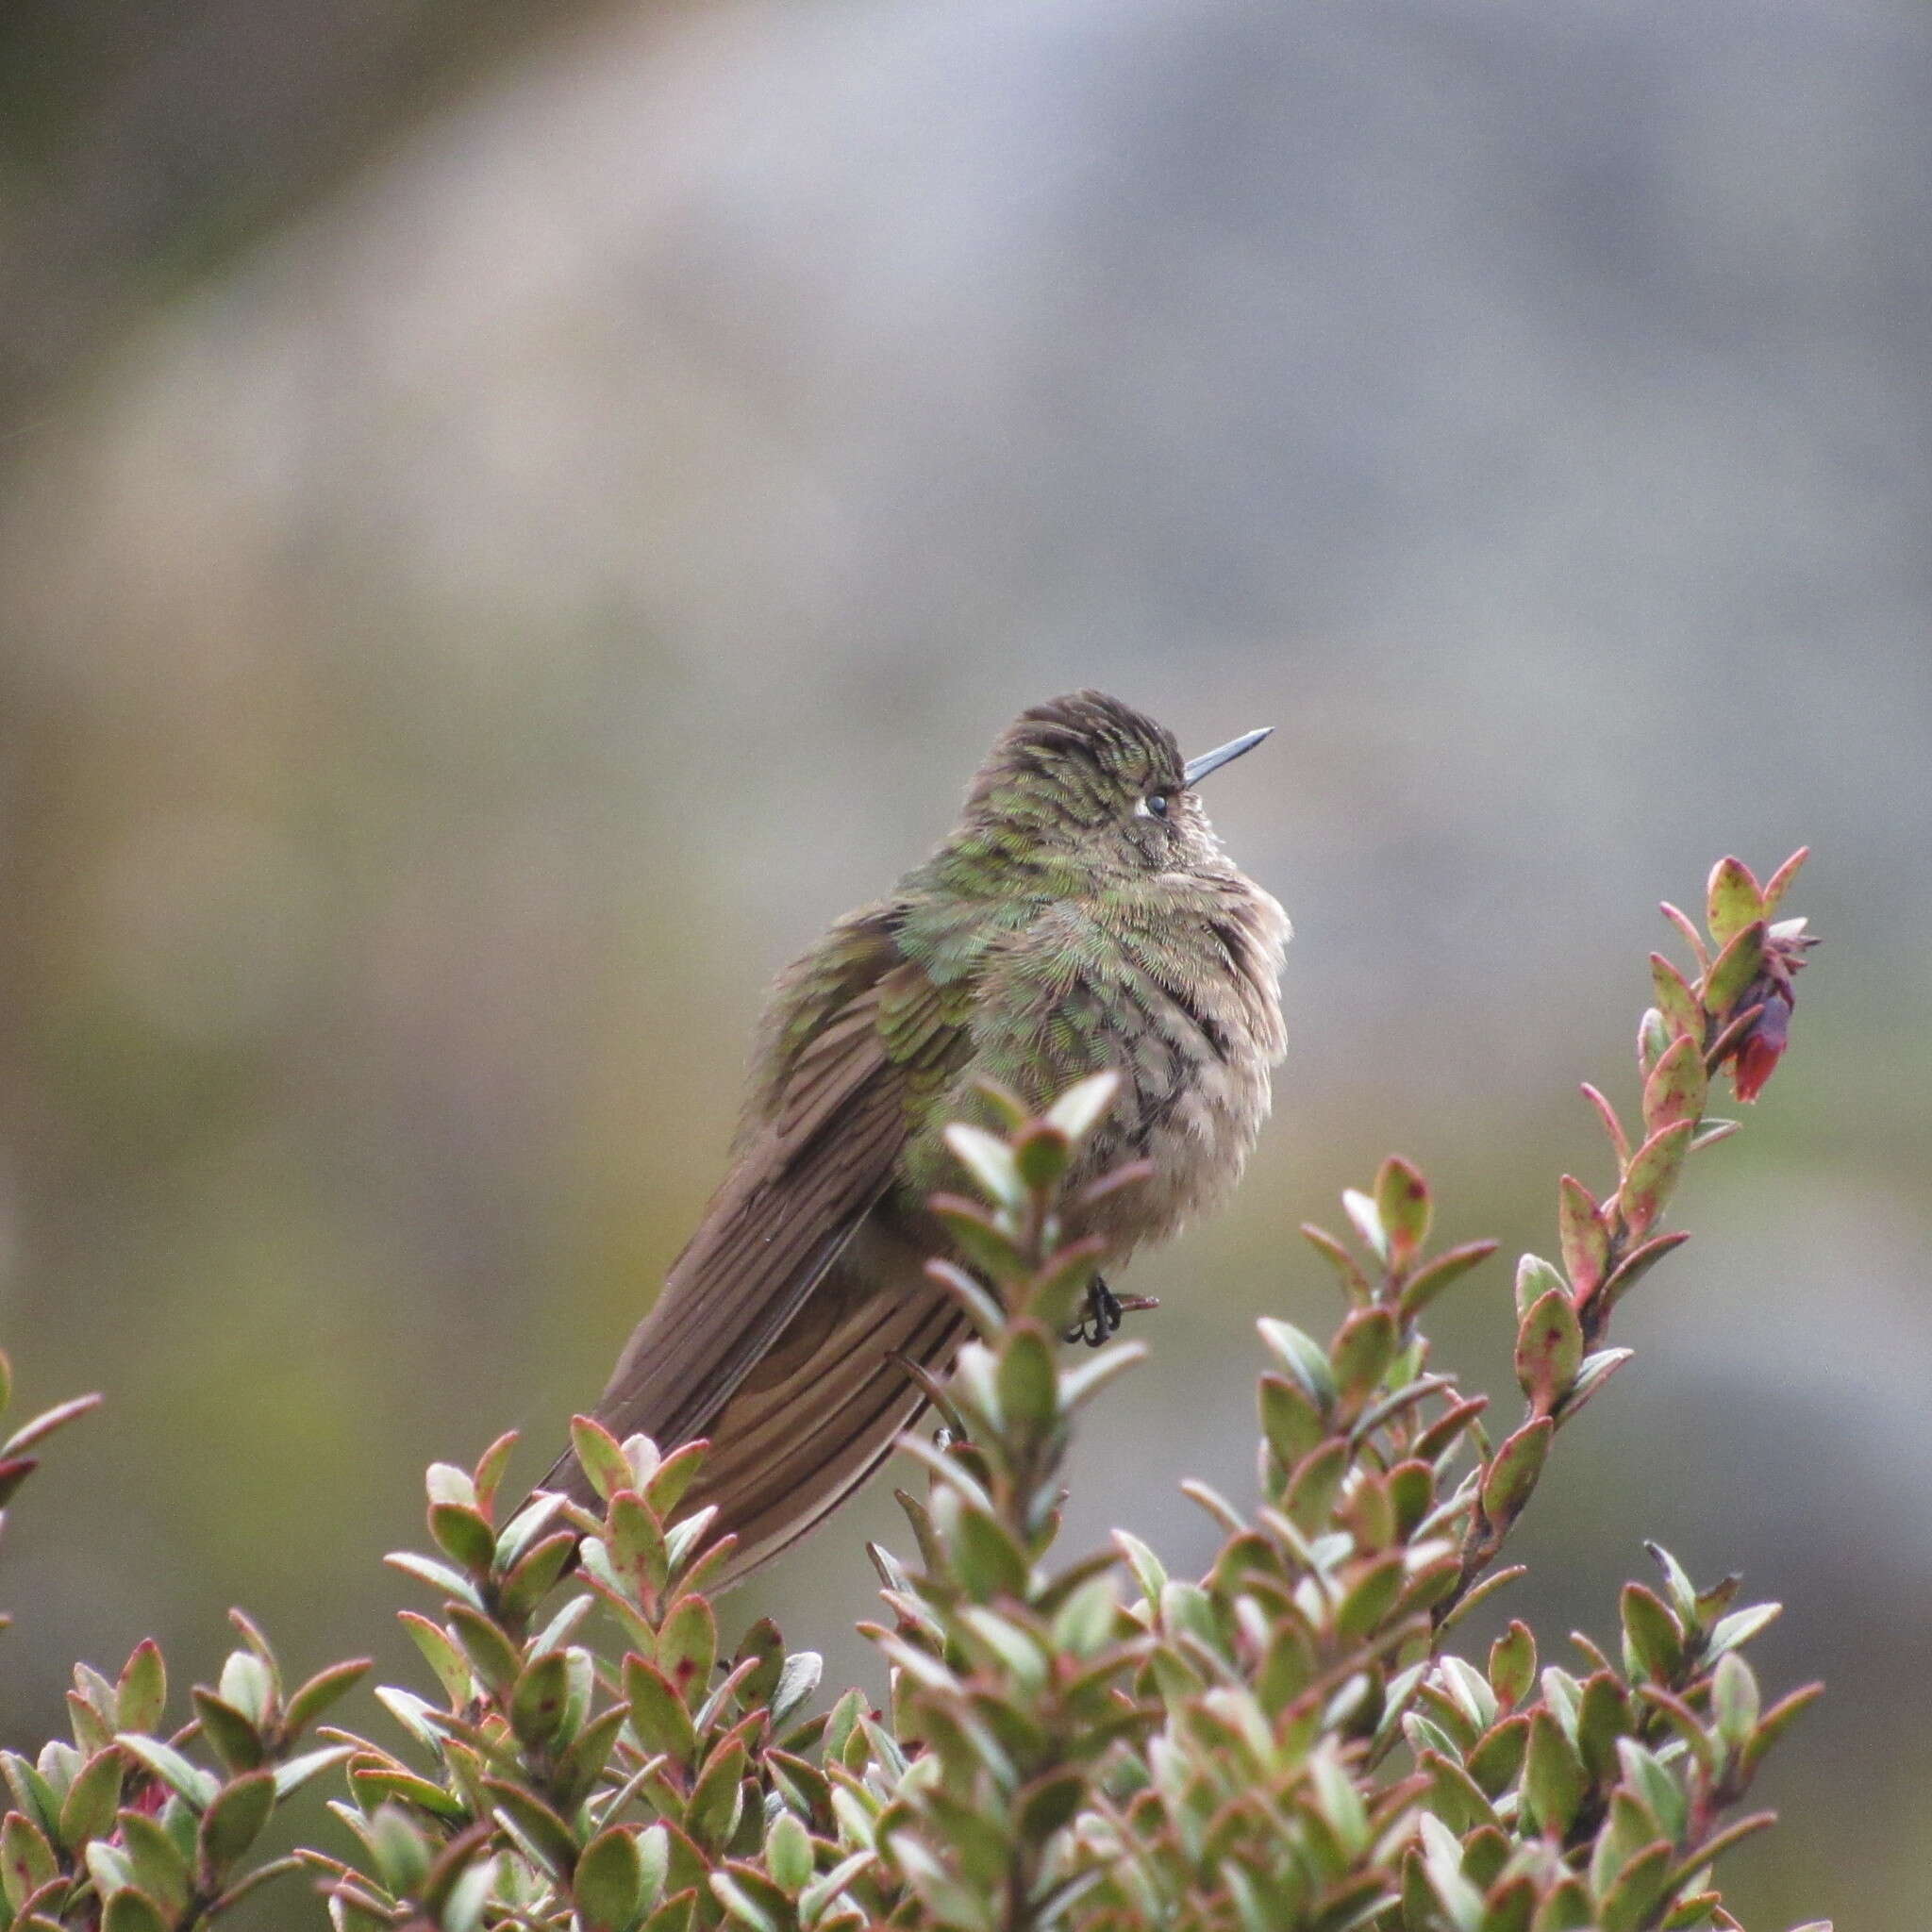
[1183,725,1273,788]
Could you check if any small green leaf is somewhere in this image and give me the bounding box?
[2,1809,58,1908]
[509,1650,572,1753]
[56,1747,124,1851]
[1620,1584,1685,1684]
[1648,954,1704,1044]
[763,1809,813,1895]
[1641,1033,1708,1139]
[1621,1121,1695,1240]
[427,1502,497,1575]
[101,1890,170,1932]
[198,1770,275,1874]
[1330,1307,1398,1408]
[1399,1239,1498,1321]
[1710,1652,1759,1750]
[1374,1156,1431,1266]
[272,1745,354,1799]
[942,1124,1024,1211]
[1257,1374,1325,1469]
[1010,1122,1072,1191]
[283,1658,373,1740]
[1600,1231,1690,1308]
[1300,1222,1372,1301]
[486,1777,578,1880]
[575,1825,645,1930]
[1481,1420,1552,1527]
[1514,1252,1568,1319]
[1597,1840,1673,1932]
[191,1690,265,1773]
[1335,1552,1407,1641]
[1703,921,1767,1016]
[1556,1347,1634,1422]
[1705,858,1764,949]
[115,1734,218,1811]
[472,1429,519,1513]
[1759,847,1809,919]
[995,1325,1058,1433]
[1523,1708,1589,1837]
[1707,1600,1781,1657]
[1513,1290,1583,1412]
[1637,1007,1674,1077]
[569,1417,634,1506]
[770,1651,824,1732]
[1043,1070,1120,1143]
[1488,1623,1537,1710]
[1256,1319,1336,1409]
[625,1655,698,1766]
[1557,1177,1610,1299]
[657,1594,719,1709]
[116,1642,166,1739]
[1341,1188,1388,1263]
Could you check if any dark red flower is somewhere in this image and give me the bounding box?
[1723,925,1819,1103]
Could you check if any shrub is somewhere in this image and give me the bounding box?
[0,853,1828,1932]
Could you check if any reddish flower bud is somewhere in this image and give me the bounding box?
[1720,924,1818,1103]
[1730,991,1790,1102]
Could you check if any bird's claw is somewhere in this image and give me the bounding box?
[1064,1275,1130,1348]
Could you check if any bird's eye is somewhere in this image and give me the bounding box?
[1137,792,1171,821]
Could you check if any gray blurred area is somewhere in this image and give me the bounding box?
[4,1,1930,1923]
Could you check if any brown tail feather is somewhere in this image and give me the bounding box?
[680,1258,965,1586]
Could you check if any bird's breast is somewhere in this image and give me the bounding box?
[1074,874,1289,1252]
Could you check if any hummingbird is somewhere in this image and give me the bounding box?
[538,691,1289,1584]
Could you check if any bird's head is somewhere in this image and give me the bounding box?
[948,690,1271,891]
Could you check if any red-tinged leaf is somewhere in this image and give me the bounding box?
[1557,1177,1610,1298]
[471,1430,519,1517]
[1554,1347,1633,1422]
[1513,1290,1583,1413]
[1341,1187,1388,1263]
[426,1503,496,1576]
[1374,1156,1431,1267]
[1481,1419,1552,1527]
[570,1416,634,1505]
[2,1392,103,1456]
[1703,921,1767,1017]
[1601,1231,1690,1308]
[1641,1034,1707,1138]
[1621,1121,1695,1240]
[1413,1394,1489,1463]
[1706,858,1764,949]
[0,1458,37,1508]
[1300,1223,1372,1303]
[1398,1239,1497,1321]
[1742,1680,1824,1774]
[1523,1708,1588,1836]
[1657,901,1709,974]
[1637,1007,1673,1077]
[1330,1307,1399,1409]
[117,1641,167,1736]
[1759,846,1809,919]
[1598,1839,1673,1932]
[1620,1583,1684,1683]
[1666,1811,1776,1890]
[1649,953,1704,1045]
[1579,1085,1630,1166]
[1488,1623,1536,1710]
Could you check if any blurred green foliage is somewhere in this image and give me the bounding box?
[0,864,1834,1928]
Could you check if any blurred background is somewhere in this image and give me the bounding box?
[3,0,1928,1921]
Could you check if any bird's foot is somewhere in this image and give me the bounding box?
[1062,1276,1160,1348]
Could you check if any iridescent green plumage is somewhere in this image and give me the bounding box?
[541,691,1289,1582]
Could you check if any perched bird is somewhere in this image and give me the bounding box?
[539,690,1289,1583]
